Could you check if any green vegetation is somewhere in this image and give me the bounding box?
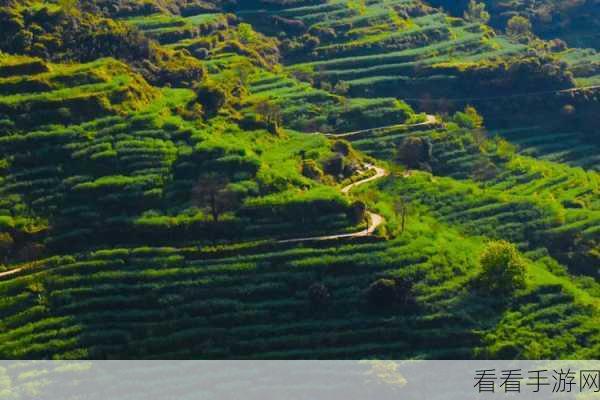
[478,241,526,295]
[427,0,600,50]
[241,1,567,102]
[0,0,597,360]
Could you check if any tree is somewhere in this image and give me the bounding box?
[506,15,532,38]
[348,200,367,225]
[191,174,238,223]
[301,159,323,180]
[0,232,14,262]
[396,136,432,170]
[464,0,490,24]
[464,105,484,129]
[254,100,283,135]
[453,106,484,129]
[333,80,350,96]
[300,34,320,51]
[196,82,227,117]
[16,242,45,263]
[561,104,576,116]
[478,241,526,295]
[471,127,487,149]
[348,0,367,15]
[367,279,397,308]
[322,154,345,177]
[232,61,253,88]
[237,23,257,44]
[366,278,414,308]
[59,0,79,15]
[393,197,409,234]
[471,157,498,181]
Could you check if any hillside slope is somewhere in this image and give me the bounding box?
[427,0,600,49]
[0,0,597,360]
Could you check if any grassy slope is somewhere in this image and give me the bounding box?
[1,197,598,359]
[0,52,364,252]
[0,0,598,360]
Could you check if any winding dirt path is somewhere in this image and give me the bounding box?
[0,266,24,279]
[325,114,438,139]
[279,164,388,243]
[341,164,387,194]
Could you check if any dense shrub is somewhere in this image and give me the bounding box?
[301,159,324,180]
[453,106,484,129]
[195,82,227,117]
[396,137,432,170]
[477,241,526,295]
[366,278,414,309]
[506,15,532,38]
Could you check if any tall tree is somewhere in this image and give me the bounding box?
[254,100,283,135]
[191,174,238,223]
[393,197,409,234]
[507,15,532,38]
[396,137,432,170]
[464,0,490,24]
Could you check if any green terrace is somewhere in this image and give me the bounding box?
[0,206,598,359]
[558,47,600,87]
[0,0,598,362]
[121,11,276,69]
[0,54,370,257]
[119,4,433,134]
[0,55,159,129]
[490,125,600,172]
[0,112,363,250]
[195,44,422,133]
[236,1,533,99]
[125,13,224,45]
[338,119,598,275]
[244,68,417,133]
[370,163,598,276]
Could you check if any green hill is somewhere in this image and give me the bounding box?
[0,0,597,360]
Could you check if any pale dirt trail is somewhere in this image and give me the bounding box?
[325,114,438,139]
[341,164,387,194]
[279,164,388,243]
[0,266,24,279]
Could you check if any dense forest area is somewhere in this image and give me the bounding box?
[0,0,598,359]
[428,0,600,49]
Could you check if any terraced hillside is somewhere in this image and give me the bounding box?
[0,0,598,360]
[1,210,598,359]
[234,0,600,142]
[121,10,423,133]
[238,1,566,97]
[488,0,600,50]
[425,0,600,50]
[559,47,600,86]
[0,53,370,255]
[490,125,600,171]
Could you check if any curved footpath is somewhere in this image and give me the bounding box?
[325,114,438,139]
[0,264,25,279]
[278,164,388,243]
